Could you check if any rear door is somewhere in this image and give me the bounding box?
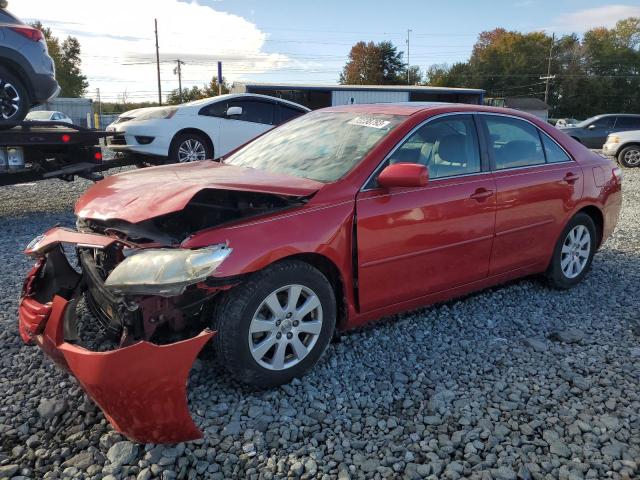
[355,114,497,312]
[480,114,583,275]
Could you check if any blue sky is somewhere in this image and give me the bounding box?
[211,0,640,81]
[12,0,640,102]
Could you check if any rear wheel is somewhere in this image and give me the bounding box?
[211,260,336,388]
[168,133,212,164]
[0,67,29,128]
[546,213,596,289]
[618,144,640,168]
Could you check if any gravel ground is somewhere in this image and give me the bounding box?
[0,168,639,480]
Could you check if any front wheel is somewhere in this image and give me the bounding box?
[546,213,597,289]
[618,145,640,168]
[168,133,212,164]
[211,260,336,388]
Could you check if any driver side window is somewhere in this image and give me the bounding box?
[386,115,481,179]
[590,117,615,129]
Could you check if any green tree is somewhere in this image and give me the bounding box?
[424,18,640,118]
[166,76,230,105]
[166,86,204,105]
[203,77,230,97]
[340,41,418,84]
[31,22,88,97]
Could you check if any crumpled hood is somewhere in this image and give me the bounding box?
[75,162,323,223]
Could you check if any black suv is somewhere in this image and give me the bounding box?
[559,114,640,149]
[0,2,60,126]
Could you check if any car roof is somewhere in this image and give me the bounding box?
[592,113,640,118]
[184,93,310,111]
[321,102,535,117]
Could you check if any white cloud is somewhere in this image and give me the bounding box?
[11,0,293,101]
[548,4,640,33]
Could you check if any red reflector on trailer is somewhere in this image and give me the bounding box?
[61,134,71,143]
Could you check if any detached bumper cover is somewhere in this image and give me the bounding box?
[18,228,215,444]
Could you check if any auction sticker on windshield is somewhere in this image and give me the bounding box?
[347,116,391,129]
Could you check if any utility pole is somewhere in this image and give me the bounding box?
[174,59,185,103]
[541,32,556,105]
[406,29,412,85]
[155,19,162,105]
[96,87,102,128]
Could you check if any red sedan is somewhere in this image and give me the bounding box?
[19,103,622,443]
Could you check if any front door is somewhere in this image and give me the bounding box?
[220,99,275,155]
[355,114,496,312]
[580,116,616,148]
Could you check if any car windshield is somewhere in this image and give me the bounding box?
[224,111,404,183]
[26,111,53,120]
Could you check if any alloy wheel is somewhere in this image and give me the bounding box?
[177,139,206,162]
[560,225,591,279]
[623,148,640,167]
[0,80,20,120]
[248,284,323,371]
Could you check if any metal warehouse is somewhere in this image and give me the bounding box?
[231,82,485,110]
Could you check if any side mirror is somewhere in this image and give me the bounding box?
[377,163,428,189]
[226,106,243,117]
[587,124,597,130]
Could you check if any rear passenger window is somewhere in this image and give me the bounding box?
[387,115,481,179]
[276,105,304,125]
[485,116,545,170]
[0,10,19,23]
[615,117,640,129]
[541,133,571,163]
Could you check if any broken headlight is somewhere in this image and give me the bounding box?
[104,245,232,296]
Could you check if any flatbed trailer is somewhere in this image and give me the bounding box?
[0,121,134,186]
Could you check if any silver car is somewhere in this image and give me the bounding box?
[603,130,640,168]
[0,3,60,126]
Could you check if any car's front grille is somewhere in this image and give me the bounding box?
[108,134,127,146]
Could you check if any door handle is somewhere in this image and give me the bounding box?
[563,173,580,184]
[469,188,494,201]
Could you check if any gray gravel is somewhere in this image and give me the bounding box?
[1,168,639,480]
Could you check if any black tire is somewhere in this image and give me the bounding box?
[618,144,640,168]
[0,66,30,128]
[167,132,212,164]
[546,212,597,289]
[211,260,336,388]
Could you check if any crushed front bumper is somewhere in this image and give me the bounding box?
[18,227,215,444]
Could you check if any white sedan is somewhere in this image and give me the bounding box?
[25,110,73,124]
[106,94,310,163]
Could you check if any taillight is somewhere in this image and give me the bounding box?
[9,26,45,42]
[61,134,71,143]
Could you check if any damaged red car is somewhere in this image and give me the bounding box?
[19,103,621,443]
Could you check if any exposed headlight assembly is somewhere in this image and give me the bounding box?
[104,245,232,296]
